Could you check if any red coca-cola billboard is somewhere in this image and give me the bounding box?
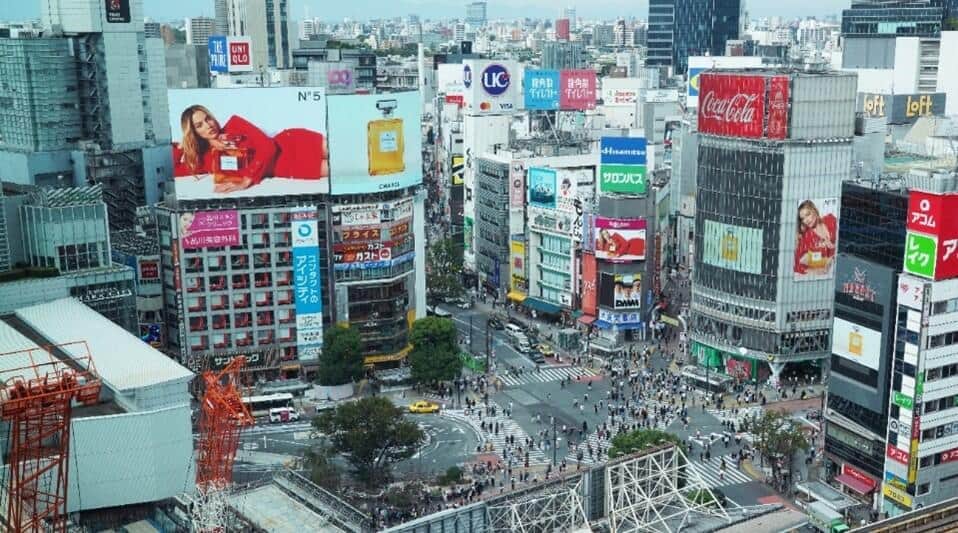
[767,76,790,140]
[698,73,766,138]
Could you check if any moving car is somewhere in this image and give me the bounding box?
[487,316,505,330]
[537,344,555,358]
[408,400,440,414]
[268,407,300,423]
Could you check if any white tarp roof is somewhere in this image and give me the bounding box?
[15,298,192,392]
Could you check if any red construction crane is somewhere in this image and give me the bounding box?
[0,342,102,533]
[195,356,254,491]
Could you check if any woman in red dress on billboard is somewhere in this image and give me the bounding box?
[173,105,328,193]
[595,228,646,259]
[794,199,837,276]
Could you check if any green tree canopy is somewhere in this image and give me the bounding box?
[608,429,683,459]
[751,409,810,479]
[314,397,424,486]
[427,238,464,300]
[304,445,341,491]
[316,325,364,386]
[408,317,462,384]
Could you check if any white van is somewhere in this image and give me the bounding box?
[505,323,524,340]
[268,406,300,423]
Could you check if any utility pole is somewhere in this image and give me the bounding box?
[470,315,475,353]
[485,319,492,372]
[553,416,558,466]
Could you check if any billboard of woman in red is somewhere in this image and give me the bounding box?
[794,198,838,281]
[169,88,330,199]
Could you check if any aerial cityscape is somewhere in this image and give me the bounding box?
[0,0,957,531]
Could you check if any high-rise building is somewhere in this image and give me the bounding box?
[454,22,467,43]
[556,18,571,40]
[823,181,908,505]
[842,0,945,38]
[689,70,857,387]
[1,0,172,230]
[227,0,291,69]
[541,41,585,69]
[593,24,615,47]
[466,2,487,28]
[144,20,161,39]
[564,7,577,30]
[214,0,229,35]
[647,0,742,73]
[185,16,215,46]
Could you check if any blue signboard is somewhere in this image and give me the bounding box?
[208,35,228,74]
[528,167,558,209]
[292,207,323,359]
[600,137,648,165]
[688,67,704,97]
[524,70,560,110]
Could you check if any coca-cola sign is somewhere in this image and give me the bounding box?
[767,76,790,139]
[698,74,767,139]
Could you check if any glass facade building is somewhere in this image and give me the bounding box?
[842,1,945,37]
[646,0,742,73]
[475,158,510,294]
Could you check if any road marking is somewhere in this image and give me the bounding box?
[292,431,312,441]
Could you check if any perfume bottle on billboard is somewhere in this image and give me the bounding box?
[212,134,252,186]
[849,330,863,355]
[368,99,405,176]
[721,229,739,261]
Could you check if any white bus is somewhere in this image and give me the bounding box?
[681,366,734,393]
[242,392,294,417]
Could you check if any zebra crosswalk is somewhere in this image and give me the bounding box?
[442,402,550,466]
[496,366,598,387]
[685,453,752,488]
[564,404,679,466]
[707,406,763,428]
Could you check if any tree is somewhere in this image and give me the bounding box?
[427,238,464,300]
[608,429,682,459]
[751,409,809,486]
[304,445,341,491]
[314,397,424,486]
[408,317,462,384]
[316,325,363,386]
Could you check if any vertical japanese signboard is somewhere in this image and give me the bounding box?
[524,70,560,110]
[292,207,323,360]
[559,69,597,111]
[767,76,790,140]
[904,190,958,280]
[510,161,526,208]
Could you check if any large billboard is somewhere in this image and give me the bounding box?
[105,0,131,23]
[178,210,240,250]
[698,73,766,138]
[292,207,323,361]
[524,70,560,110]
[169,88,330,199]
[528,167,557,209]
[594,217,646,262]
[331,198,412,227]
[599,137,647,196]
[832,317,881,371]
[701,220,763,274]
[794,198,839,281]
[686,56,763,108]
[767,76,790,140]
[599,273,642,309]
[582,252,597,316]
[463,60,519,115]
[452,156,465,185]
[510,161,526,208]
[327,91,422,195]
[858,93,947,124]
[601,78,640,107]
[903,190,958,280]
[560,69,597,111]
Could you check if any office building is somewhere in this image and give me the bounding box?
[689,71,857,385]
[112,229,164,348]
[647,0,742,74]
[2,0,172,232]
[556,18,571,41]
[292,41,377,91]
[564,7,577,30]
[823,181,908,503]
[474,157,510,295]
[227,0,291,69]
[541,41,585,69]
[466,2,487,28]
[165,44,212,89]
[593,24,615,47]
[0,184,137,332]
[214,0,229,35]
[144,21,161,39]
[842,0,945,38]
[185,16,215,46]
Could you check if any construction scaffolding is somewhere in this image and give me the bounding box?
[0,342,102,533]
[606,444,730,533]
[487,476,590,533]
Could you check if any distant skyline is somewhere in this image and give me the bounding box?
[1,0,847,24]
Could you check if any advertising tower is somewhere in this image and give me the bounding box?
[689,70,857,386]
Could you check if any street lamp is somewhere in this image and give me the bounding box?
[552,416,558,466]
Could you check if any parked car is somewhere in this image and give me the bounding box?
[487,317,505,330]
[408,400,440,414]
[268,407,300,423]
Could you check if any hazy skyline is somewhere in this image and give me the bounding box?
[1,0,847,24]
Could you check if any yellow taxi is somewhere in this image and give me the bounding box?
[408,400,440,414]
[538,344,556,357]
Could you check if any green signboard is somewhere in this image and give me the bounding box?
[893,391,914,410]
[599,164,647,195]
[904,231,937,279]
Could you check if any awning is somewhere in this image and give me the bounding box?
[507,291,527,303]
[523,297,563,315]
[578,315,596,326]
[834,473,876,495]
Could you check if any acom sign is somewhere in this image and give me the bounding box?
[859,92,947,124]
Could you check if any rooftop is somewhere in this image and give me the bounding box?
[112,229,160,256]
[13,297,192,392]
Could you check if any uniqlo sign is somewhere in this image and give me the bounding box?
[904,190,958,280]
[229,41,251,69]
[698,73,767,139]
[559,69,597,111]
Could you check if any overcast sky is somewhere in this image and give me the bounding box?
[2,0,847,24]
